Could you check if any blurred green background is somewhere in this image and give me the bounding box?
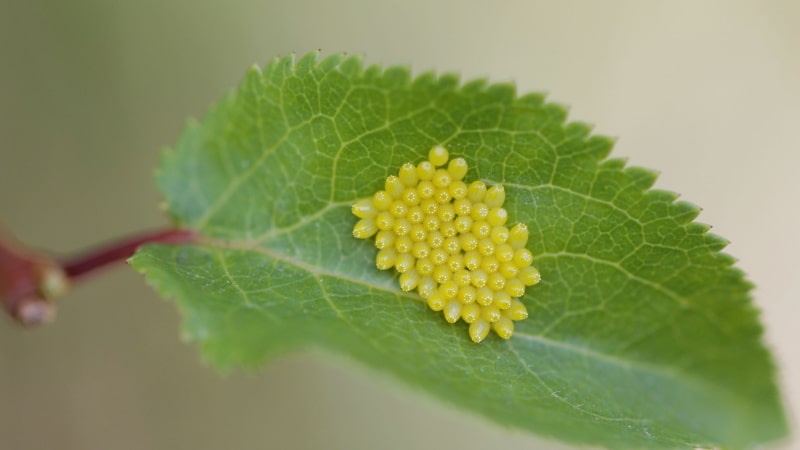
[1,1,798,449]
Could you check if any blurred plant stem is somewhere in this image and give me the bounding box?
[0,226,197,326]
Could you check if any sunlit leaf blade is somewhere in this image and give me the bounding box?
[130,52,787,449]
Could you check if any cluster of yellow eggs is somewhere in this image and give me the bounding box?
[351,146,540,343]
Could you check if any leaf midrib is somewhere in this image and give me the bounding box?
[194,234,742,414]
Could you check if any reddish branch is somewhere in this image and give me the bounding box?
[0,226,197,326]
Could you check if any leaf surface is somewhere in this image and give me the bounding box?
[131,52,786,449]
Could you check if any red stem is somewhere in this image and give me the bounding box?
[62,228,198,280]
[1,226,198,326]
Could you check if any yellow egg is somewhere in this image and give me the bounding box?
[476,287,494,306]
[469,320,491,343]
[432,169,452,189]
[453,198,472,216]
[499,261,519,279]
[350,145,540,343]
[454,215,473,233]
[352,199,377,219]
[415,258,434,276]
[427,292,445,311]
[426,231,445,249]
[470,203,489,221]
[416,161,436,180]
[508,223,529,249]
[389,200,408,218]
[385,175,405,198]
[467,181,487,202]
[480,255,500,273]
[399,162,418,187]
[376,248,397,270]
[353,219,377,239]
[409,225,427,242]
[492,317,514,339]
[436,203,455,222]
[477,238,496,256]
[448,180,468,199]
[518,266,541,286]
[418,277,436,299]
[394,235,412,254]
[487,207,508,227]
[430,248,448,266]
[406,206,423,223]
[402,189,421,206]
[399,271,420,291]
[394,253,415,273]
[495,243,514,262]
[375,212,395,231]
[487,272,506,290]
[392,218,411,236]
[446,254,464,272]
[434,188,452,204]
[432,266,452,284]
[373,190,393,210]
[485,185,505,208]
[443,237,461,254]
[439,221,458,237]
[458,286,477,304]
[471,270,488,288]
[482,305,501,323]
[508,299,528,320]
[447,158,468,181]
[428,145,449,167]
[461,303,482,323]
[439,281,459,299]
[443,300,462,323]
[418,180,435,198]
[493,291,512,310]
[471,221,491,239]
[513,248,534,268]
[374,230,396,249]
[422,215,440,232]
[463,251,482,271]
[490,226,510,245]
[453,269,472,287]
[505,278,525,297]
[420,198,438,215]
[412,242,430,259]
[459,233,478,252]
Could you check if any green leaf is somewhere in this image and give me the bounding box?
[130,52,787,449]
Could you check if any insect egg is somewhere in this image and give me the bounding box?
[402,189,421,206]
[399,163,418,187]
[448,181,468,199]
[485,185,505,208]
[394,235,412,254]
[461,303,482,323]
[353,219,377,239]
[470,203,490,221]
[385,176,405,198]
[373,190,393,210]
[487,208,508,227]
[351,145,540,343]
[426,231,445,249]
[467,181,487,203]
[389,201,408,218]
[399,271,420,291]
[428,146,449,167]
[352,199,377,218]
[447,158,468,181]
[469,320,491,343]
[416,161,436,181]
[432,169,452,188]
